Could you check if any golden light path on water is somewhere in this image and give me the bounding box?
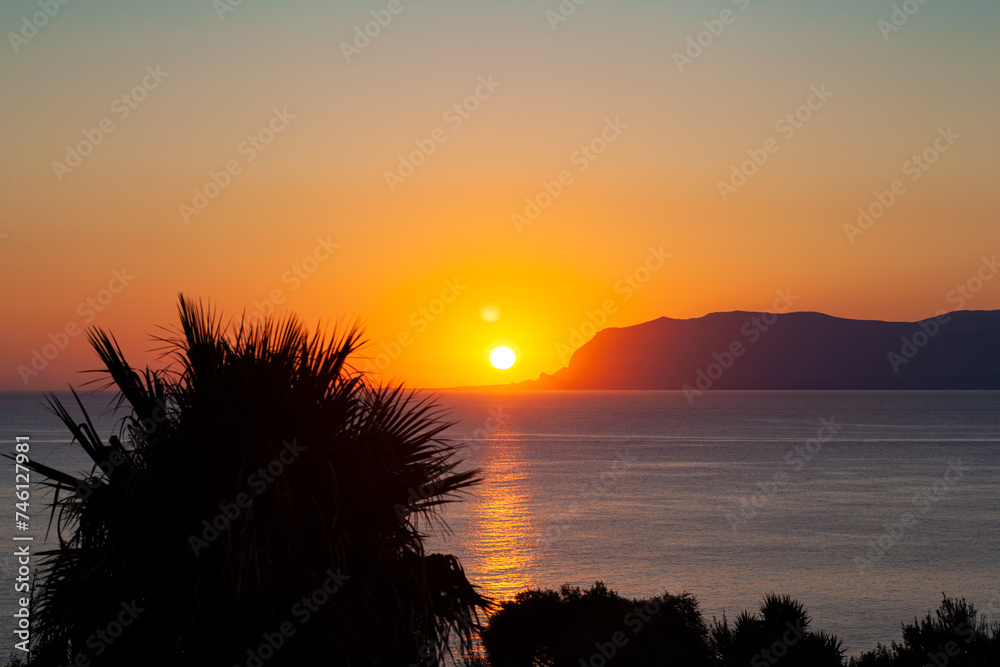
[463,430,537,600]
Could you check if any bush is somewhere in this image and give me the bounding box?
[479,581,715,666]
[849,596,1000,667]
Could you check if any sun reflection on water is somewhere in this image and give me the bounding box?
[464,430,538,601]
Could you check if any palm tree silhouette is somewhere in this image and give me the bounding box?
[25,295,489,666]
[710,593,843,666]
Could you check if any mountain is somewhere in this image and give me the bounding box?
[515,310,1000,391]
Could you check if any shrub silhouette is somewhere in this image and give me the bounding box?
[479,581,715,666]
[848,596,1000,667]
[710,593,844,666]
[24,296,489,666]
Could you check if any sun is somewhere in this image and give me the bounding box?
[489,345,517,370]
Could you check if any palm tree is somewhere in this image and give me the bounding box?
[710,593,844,666]
[26,295,489,666]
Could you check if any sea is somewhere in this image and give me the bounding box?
[1,389,998,658]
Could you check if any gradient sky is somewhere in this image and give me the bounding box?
[2,0,998,390]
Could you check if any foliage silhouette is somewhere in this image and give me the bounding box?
[479,581,715,666]
[24,295,489,666]
[848,595,1000,667]
[710,592,844,666]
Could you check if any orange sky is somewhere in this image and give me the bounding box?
[2,1,998,390]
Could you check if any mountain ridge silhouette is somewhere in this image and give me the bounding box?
[465,309,1000,390]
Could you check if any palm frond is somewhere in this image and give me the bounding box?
[27,294,488,667]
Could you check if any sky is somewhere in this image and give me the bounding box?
[2,0,998,390]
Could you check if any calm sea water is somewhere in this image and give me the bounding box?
[1,390,998,657]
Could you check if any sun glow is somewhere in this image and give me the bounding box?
[480,305,501,322]
[489,345,517,370]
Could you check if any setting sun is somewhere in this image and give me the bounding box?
[489,345,517,370]
[3,2,999,662]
